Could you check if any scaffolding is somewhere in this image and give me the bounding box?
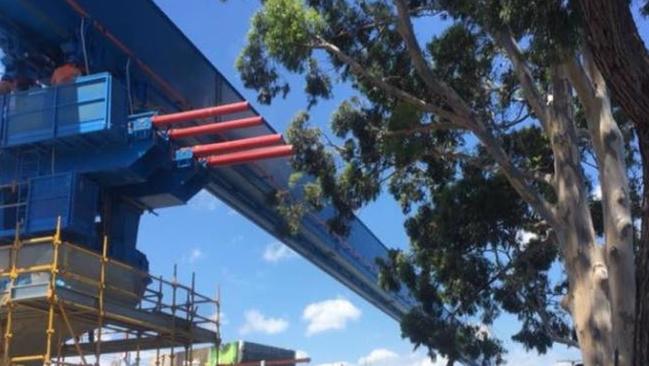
[0,219,221,365]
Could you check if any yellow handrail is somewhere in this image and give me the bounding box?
[0,222,221,365]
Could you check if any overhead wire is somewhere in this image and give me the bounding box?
[80,17,90,74]
[126,58,134,113]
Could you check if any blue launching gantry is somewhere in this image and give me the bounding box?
[0,0,297,273]
[0,0,416,330]
[0,1,486,364]
[0,72,292,270]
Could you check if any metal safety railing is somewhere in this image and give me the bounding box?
[0,182,28,235]
[0,218,221,366]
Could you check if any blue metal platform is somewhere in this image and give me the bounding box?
[0,0,415,321]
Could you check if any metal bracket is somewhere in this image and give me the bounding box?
[174,148,194,168]
[128,114,153,140]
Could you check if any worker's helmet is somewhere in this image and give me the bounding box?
[61,40,82,65]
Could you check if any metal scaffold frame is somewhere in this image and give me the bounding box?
[0,218,221,366]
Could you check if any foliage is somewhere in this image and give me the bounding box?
[237,0,641,364]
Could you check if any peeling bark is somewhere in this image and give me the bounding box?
[577,2,649,363]
[548,68,613,366]
[497,31,627,363]
[586,54,635,366]
[566,52,636,365]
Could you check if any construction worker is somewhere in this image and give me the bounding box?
[51,62,82,85]
[0,75,14,94]
[0,62,33,93]
[51,41,84,85]
[1,55,18,93]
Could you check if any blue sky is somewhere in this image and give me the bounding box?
[140,1,436,364]
[133,1,647,365]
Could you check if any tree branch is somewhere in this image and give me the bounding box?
[387,14,557,223]
[314,37,462,124]
[534,292,580,348]
[500,112,531,131]
[472,124,558,226]
[492,30,549,124]
[521,168,554,187]
[393,0,436,91]
[383,122,463,137]
[393,0,473,121]
[564,56,597,113]
[423,147,487,170]
[334,5,439,39]
[537,307,580,348]
[316,34,557,226]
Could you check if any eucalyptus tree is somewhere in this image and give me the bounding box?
[574,2,649,364]
[237,1,640,364]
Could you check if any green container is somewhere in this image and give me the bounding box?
[176,341,296,365]
[215,342,240,364]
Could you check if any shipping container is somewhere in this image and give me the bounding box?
[238,341,296,364]
[173,341,297,366]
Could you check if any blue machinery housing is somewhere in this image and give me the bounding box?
[0,0,416,320]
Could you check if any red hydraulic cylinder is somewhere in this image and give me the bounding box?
[152,101,250,126]
[192,134,284,157]
[206,145,294,166]
[168,116,263,139]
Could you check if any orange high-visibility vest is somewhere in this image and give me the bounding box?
[0,80,14,94]
[51,64,82,85]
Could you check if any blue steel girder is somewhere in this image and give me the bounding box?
[0,0,417,324]
[204,167,414,320]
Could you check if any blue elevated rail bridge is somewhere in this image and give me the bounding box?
[0,0,415,325]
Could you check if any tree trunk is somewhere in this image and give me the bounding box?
[549,68,614,366]
[632,105,649,366]
[574,54,637,366]
[576,3,649,363]
[637,166,649,366]
[578,0,649,125]
[587,71,636,366]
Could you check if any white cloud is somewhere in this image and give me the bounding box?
[316,343,579,366]
[69,351,161,366]
[263,242,297,263]
[593,183,602,200]
[201,311,228,332]
[516,229,539,251]
[189,190,220,211]
[186,248,204,263]
[303,298,361,336]
[239,309,289,335]
[216,311,229,325]
[475,323,491,341]
[317,349,447,366]
[228,235,244,245]
[517,230,538,244]
[296,350,310,360]
[357,349,398,365]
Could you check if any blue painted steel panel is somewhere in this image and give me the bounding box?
[27,174,73,233]
[0,95,5,145]
[25,173,98,240]
[1,73,127,147]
